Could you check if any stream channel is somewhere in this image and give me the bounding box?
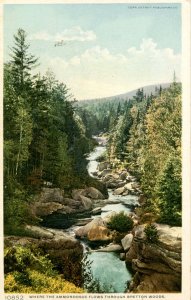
[43,137,139,292]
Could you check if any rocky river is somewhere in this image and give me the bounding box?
[5,136,182,293]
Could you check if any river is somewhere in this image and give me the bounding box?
[42,137,138,292]
[82,137,137,293]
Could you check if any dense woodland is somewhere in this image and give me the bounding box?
[77,82,181,226]
[4,29,181,293]
[4,29,99,235]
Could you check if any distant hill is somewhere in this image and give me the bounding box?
[78,83,171,105]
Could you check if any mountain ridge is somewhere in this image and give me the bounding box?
[78,83,171,104]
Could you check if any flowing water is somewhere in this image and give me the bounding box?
[82,138,137,293]
[42,137,138,292]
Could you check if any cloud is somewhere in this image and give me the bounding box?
[39,38,181,99]
[29,26,96,42]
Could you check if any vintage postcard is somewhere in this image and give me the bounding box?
[0,1,190,300]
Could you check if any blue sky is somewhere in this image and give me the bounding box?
[4,3,181,99]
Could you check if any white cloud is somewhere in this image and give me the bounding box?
[29,26,96,42]
[39,38,181,100]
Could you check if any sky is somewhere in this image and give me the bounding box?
[4,3,181,100]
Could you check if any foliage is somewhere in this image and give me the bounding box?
[4,245,84,293]
[105,82,181,226]
[107,212,133,232]
[144,224,159,243]
[5,271,84,293]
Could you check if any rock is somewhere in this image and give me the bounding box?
[125,182,134,191]
[99,169,112,177]
[98,162,111,171]
[113,186,125,195]
[62,198,81,209]
[72,189,84,201]
[95,244,123,252]
[102,212,117,224]
[79,195,93,210]
[74,217,105,238]
[122,190,129,196]
[106,181,117,189]
[126,176,133,182]
[25,225,54,239]
[33,202,64,217]
[127,223,182,293]
[87,225,112,242]
[120,253,126,260]
[119,171,128,181]
[4,229,84,287]
[57,205,77,214]
[91,207,102,215]
[75,218,93,226]
[116,181,126,188]
[38,188,64,204]
[84,187,105,200]
[129,272,181,293]
[155,224,181,253]
[121,233,133,252]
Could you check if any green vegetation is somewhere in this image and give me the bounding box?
[85,82,181,226]
[4,245,84,293]
[107,212,134,232]
[4,28,100,235]
[144,224,159,244]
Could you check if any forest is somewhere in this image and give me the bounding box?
[4,29,181,293]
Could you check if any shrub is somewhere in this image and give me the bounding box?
[144,223,158,243]
[4,245,84,293]
[107,212,133,233]
[5,271,84,293]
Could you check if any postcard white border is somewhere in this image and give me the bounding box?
[0,0,190,300]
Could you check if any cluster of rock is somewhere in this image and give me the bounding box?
[92,162,141,196]
[122,224,182,293]
[31,186,106,218]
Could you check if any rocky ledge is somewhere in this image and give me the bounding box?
[31,186,106,218]
[124,224,181,293]
[4,226,84,286]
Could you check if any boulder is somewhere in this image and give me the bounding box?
[116,181,126,188]
[120,253,126,260]
[74,217,105,238]
[99,169,112,177]
[84,187,105,200]
[91,207,102,215]
[25,225,54,239]
[125,182,134,191]
[106,181,118,189]
[87,225,112,242]
[37,188,64,204]
[62,198,81,209]
[113,186,125,195]
[33,202,64,217]
[119,171,128,181]
[79,195,93,210]
[72,189,84,201]
[121,233,133,252]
